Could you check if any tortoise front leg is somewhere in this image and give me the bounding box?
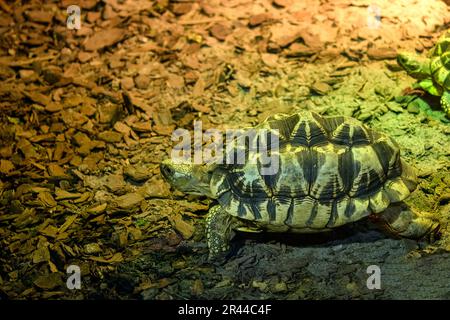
[205,205,234,261]
[373,203,440,241]
[417,79,440,96]
[441,91,450,118]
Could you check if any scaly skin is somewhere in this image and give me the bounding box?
[441,91,450,118]
[371,203,440,242]
[205,205,233,261]
[397,52,431,80]
[397,34,450,118]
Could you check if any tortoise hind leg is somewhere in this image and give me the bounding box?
[441,91,450,118]
[373,203,440,241]
[205,205,234,261]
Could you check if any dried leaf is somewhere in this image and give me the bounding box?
[55,188,82,200]
[32,246,50,264]
[37,191,57,208]
[84,28,127,51]
[115,193,144,209]
[86,203,107,215]
[58,215,78,234]
[88,252,123,264]
[0,159,15,174]
[33,273,63,290]
[169,214,194,239]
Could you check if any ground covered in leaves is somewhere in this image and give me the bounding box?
[0,0,450,299]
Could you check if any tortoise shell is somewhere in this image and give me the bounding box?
[210,111,417,232]
[430,31,450,92]
[430,52,450,92]
[429,30,450,57]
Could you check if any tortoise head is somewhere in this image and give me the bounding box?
[160,159,213,197]
[397,52,431,80]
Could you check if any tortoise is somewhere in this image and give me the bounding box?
[397,30,450,118]
[161,111,439,260]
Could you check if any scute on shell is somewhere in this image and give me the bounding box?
[211,111,417,231]
[427,33,450,91]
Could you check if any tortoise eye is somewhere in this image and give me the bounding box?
[160,163,174,178]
